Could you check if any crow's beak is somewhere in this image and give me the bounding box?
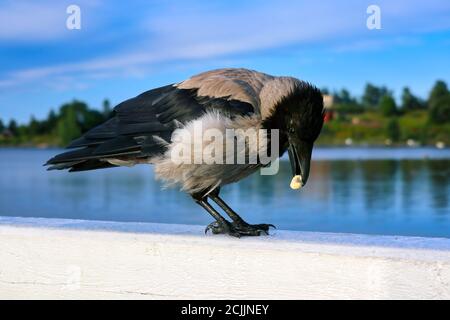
[288,140,312,190]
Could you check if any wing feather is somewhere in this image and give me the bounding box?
[46,69,263,172]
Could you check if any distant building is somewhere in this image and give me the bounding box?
[323,94,334,122]
[1,129,13,138]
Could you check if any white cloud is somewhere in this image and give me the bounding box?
[1,0,450,90]
[333,37,422,53]
[0,1,65,41]
[0,1,357,89]
[145,1,359,55]
[0,0,101,41]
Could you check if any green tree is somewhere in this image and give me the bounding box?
[0,99,116,146]
[57,106,81,145]
[59,100,104,133]
[8,120,18,135]
[335,89,352,104]
[0,119,4,132]
[428,80,450,123]
[401,87,425,111]
[379,95,397,116]
[429,95,450,124]
[45,109,58,133]
[333,88,362,113]
[428,80,448,108]
[82,109,104,132]
[59,100,87,120]
[102,99,112,118]
[29,116,40,136]
[386,118,400,142]
[362,83,391,109]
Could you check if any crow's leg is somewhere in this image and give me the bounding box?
[208,188,275,236]
[191,192,241,238]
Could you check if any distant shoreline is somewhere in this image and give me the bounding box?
[1,145,449,161]
[0,142,448,149]
[0,144,448,150]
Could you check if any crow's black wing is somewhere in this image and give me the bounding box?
[45,84,254,171]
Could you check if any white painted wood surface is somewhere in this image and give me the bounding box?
[0,217,449,299]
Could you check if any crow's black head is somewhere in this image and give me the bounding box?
[262,82,325,188]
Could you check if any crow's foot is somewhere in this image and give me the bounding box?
[234,222,276,236]
[205,221,241,238]
[205,221,276,237]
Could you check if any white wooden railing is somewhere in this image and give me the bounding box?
[0,217,449,299]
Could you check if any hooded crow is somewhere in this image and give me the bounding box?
[46,68,324,237]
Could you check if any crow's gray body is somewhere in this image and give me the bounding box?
[47,68,304,193]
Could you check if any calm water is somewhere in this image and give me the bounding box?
[0,147,449,238]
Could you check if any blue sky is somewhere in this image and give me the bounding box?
[1,0,450,123]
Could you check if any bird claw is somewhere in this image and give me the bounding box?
[205,222,214,234]
[205,221,223,235]
[205,221,276,237]
[205,221,241,237]
[235,223,276,236]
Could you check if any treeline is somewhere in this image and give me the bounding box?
[0,99,113,146]
[322,80,450,123]
[320,80,450,145]
[0,80,449,147]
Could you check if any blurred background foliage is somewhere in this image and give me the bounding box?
[319,79,449,146]
[0,99,112,147]
[0,80,449,147]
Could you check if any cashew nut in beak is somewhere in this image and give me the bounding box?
[290,175,303,190]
